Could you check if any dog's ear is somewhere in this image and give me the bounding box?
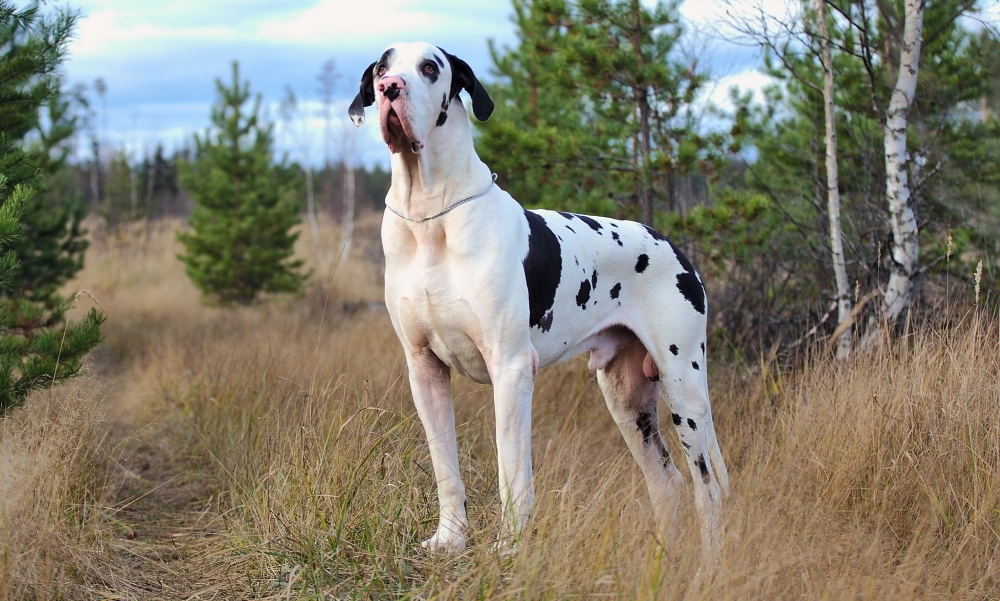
[348,60,378,127]
[439,48,494,121]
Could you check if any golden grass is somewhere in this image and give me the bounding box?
[1,216,998,599]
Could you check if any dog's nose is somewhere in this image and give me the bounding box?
[379,76,405,101]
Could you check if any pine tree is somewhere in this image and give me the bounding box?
[16,82,89,306]
[178,62,305,306]
[0,1,103,415]
[476,0,717,223]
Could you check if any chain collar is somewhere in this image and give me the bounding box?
[385,173,497,223]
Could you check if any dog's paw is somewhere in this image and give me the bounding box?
[421,531,466,554]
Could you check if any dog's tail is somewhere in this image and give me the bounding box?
[707,412,730,497]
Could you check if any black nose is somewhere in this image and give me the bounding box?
[385,84,400,101]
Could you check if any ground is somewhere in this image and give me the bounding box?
[0,216,997,599]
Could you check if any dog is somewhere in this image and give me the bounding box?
[348,42,728,558]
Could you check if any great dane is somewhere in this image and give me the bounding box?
[348,42,728,558]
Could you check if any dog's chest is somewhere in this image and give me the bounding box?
[383,220,501,384]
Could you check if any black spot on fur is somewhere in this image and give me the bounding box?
[610,222,618,228]
[558,212,574,220]
[660,446,671,467]
[701,342,705,354]
[591,269,597,289]
[682,441,691,449]
[687,418,697,431]
[669,241,706,314]
[635,254,649,273]
[566,226,575,233]
[441,93,448,110]
[669,344,679,355]
[522,211,561,331]
[436,111,447,126]
[672,413,682,426]
[538,310,553,332]
[576,279,591,309]
[692,361,699,370]
[434,54,445,68]
[636,411,656,445]
[696,454,710,484]
[643,224,669,242]
[575,214,603,233]
[574,257,579,266]
[610,283,621,299]
[611,231,623,246]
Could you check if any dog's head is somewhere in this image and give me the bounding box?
[348,42,493,155]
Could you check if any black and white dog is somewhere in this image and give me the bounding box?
[349,42,728,558]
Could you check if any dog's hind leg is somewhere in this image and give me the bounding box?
[597,340,686,542]
[659,345,726,561]
[406,348,468,553]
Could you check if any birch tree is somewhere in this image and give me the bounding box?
[318,59,357,264]
[881,0,924,324]
[280,88,324,266]
[814,0,852,357]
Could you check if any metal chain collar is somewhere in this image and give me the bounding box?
[385,173,497,223]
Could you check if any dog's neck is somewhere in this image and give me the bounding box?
[386,101,492,221]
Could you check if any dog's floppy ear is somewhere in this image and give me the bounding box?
[438,48,494,121]
[348,60,378,127]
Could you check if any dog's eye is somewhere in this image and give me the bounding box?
[423,63,437,75]
[376,65,386,76]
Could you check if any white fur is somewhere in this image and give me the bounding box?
[354,42,729,560]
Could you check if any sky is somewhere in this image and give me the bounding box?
[59,0,773,168]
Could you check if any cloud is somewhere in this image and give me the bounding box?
[58,0,780,166]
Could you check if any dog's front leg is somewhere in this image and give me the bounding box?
[407,348,468,553]
[490,349,537,549]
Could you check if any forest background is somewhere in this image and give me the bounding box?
[1,0,1000,598]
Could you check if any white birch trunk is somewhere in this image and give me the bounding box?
[882,0,924,324]
[305,166,324,266]
[815,0,852,358]
[339,164,356,264]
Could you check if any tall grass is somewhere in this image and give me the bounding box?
[1,218,997,598]
[0,381,119,599]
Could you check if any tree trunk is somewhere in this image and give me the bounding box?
[631,0,654,227]
[815,0,852,358]
[882,0,923,324]
[304,166,324,266]
[638,90,653,226]
[339,164,356,263]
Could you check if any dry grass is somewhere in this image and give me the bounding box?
[1,216,998,599]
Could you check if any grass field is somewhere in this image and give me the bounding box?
[0,217,998,599]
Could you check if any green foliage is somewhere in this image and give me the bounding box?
[0,1,103,415]
[667,189,819,351]
[0,170,103,416]
[178,62,305,306]
[476,0,719,221]
[16,81,89,307]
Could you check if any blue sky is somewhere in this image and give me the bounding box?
[60,0,771,167]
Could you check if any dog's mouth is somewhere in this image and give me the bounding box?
[379,100,423,155]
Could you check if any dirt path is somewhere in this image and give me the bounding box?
[90,417,223,599]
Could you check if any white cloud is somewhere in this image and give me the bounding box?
[260,0,437,45]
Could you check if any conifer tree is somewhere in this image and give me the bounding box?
[477,0,716,223]
[0,1,103,415]
[16,83,89,306]
[178,62,305,306]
